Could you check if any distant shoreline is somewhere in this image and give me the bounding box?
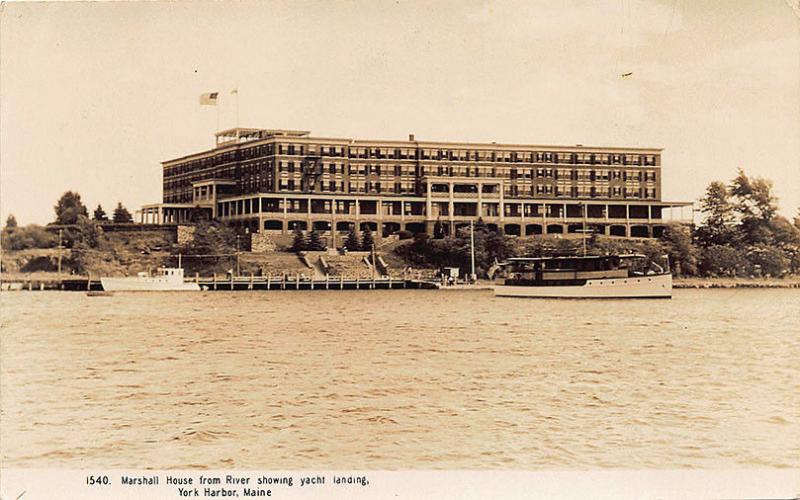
[673,277,800,289]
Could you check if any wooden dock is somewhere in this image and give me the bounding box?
[1,275,438,292]
[194,274,435,291]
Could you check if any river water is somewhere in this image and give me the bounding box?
[1,289,798,469]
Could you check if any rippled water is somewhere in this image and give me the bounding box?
[1,289,798,469]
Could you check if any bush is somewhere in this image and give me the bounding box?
[747,246,790,277]
[699,245,749,277]
[291,226,307,252]
[308,229,326,251]
[1,225,58,250]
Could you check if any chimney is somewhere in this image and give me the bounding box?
[408,133,415,142]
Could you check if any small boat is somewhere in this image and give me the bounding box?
[492,254,672,299]
[100,268,200,292]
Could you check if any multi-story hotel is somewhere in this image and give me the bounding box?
[139,127,691,239]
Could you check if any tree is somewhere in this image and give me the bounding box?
[178,220,238,274]
[730,169,778,245]
[93,204,109,221]
[291,226,307,252]
[433,219,445,239]
[696,181,738,247]
[5,214,18,229]
[730,169,778,221]
[747,245,790,277]
[699,245,749,277]
[112,202,133,223]
[766,216,800,248]
[361,226,375,251]
[188,205,209,223]
[345,226,360,251]
[659,223,698,276]
[54,191,89,225]
[1,224,57,250]
[308,229,325,251]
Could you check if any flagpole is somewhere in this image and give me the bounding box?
[235,87,240,129]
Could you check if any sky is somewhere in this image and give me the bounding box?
[1,0,798,225]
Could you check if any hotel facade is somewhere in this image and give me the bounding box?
[139,128,691,239]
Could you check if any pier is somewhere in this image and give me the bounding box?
[194,274,435,291]
[0,275,438,292]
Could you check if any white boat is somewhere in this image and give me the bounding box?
[492,254,672,299]
[100,267,200,292]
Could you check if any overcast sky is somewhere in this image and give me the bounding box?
[1,0,798,224]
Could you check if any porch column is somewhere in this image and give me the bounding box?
[448,181,454,225]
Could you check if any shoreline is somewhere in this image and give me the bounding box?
[2,272,800,290]
[673,277,800,289]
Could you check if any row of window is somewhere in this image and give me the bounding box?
[164,144,660,177]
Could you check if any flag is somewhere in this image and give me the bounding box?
[199,92,218,105]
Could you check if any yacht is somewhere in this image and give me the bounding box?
[100,267,200,292]
[492,254,672,299]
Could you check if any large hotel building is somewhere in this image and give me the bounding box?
[139,127,691,239]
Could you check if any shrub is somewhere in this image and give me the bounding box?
[747,246,790,277]
[699,245,749,277]
[1,224,58,250]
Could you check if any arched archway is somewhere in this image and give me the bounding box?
[525,224,542,235]
[405,222,425,234]
[313,220,331,232]
[609,225,627,237]
[631,225,650,238]
[263,220,283,231]
[546,224,564,234]
[504,224,521,236]
[336,221,354,232]
[359,221,378,232]
[288,220,307,231]
[382,222,401,237]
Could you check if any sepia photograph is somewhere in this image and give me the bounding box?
[1,1,798,498]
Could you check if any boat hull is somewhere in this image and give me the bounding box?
[100,277,201,292]
[494,273,672,299]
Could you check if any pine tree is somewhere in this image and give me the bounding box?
[291,226,307,252]
[5,214,18,229]
[54,191,89,225]
[308,229,325,251]
[112,202,133,223]
[345,226,360,251]
[361,226,375,251]
[93,204,109,221]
